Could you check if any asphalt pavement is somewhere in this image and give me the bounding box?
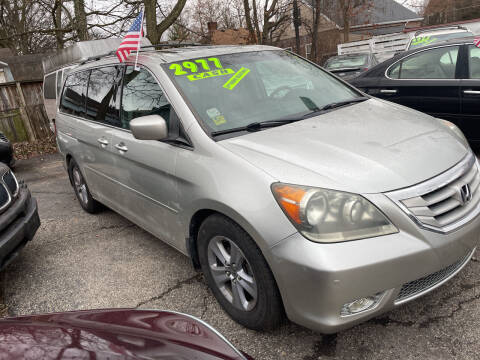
[2,153,480,360]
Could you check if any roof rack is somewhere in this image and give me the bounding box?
[77,42,205,66]
[79,50,117,65]
[140,43,203,50]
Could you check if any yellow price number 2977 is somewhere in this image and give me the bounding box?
[169,57,223,76]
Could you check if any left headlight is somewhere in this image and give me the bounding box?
[272,183,397,243]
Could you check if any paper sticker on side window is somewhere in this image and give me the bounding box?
[411,36,436,46]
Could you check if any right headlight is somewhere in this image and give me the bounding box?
[272,183,397,243]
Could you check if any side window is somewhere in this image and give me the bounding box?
[60,71,89,117]
[86,66,122,126]
[121,66,171,130]
[388,46,459,79]
[43,73,56,100]
[469,45,480,79]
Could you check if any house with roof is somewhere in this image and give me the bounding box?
[275,0,422,62]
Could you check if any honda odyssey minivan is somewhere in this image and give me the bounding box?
[55,45,480,333]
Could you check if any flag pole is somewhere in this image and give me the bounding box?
[134,8,145,71]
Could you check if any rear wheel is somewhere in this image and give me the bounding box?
[68,159,101,214]
[198,214,284,330]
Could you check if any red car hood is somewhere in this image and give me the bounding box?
[0,309,251,360]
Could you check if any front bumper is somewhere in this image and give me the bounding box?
[267,194,480,333]
[0,187,40,270]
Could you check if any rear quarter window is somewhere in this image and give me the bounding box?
[43,73,56,100]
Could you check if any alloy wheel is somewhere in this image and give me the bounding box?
[72,167,88,205]
[207,236,258,312]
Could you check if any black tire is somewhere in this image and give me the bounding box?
[198,214,285,330]
[68,159,101,214]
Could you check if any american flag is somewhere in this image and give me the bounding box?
[475,37,480,48]
[116,11,144,63]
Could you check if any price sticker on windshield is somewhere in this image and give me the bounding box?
[169,57,235,82]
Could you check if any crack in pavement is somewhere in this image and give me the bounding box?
[418,291,480,328]
[135,273,203,308]
[200,295,209,319]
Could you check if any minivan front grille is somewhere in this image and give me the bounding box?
[387,153,480,233]
[395,248,473,304]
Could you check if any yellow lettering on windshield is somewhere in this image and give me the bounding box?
[187,68,234,81]
[223,67,250,90]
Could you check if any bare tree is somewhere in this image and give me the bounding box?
[144,0,187,44]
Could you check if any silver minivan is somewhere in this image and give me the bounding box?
[56,45,480,333]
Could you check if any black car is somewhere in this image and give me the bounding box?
[350,37,480,143]
[324,53,379,81]
[0,165,39,270]
[0,132,14,167]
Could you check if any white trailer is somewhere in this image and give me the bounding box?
[338,32,413,63]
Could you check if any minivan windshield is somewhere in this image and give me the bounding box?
[163,50,361,136]
[324,54,368,69]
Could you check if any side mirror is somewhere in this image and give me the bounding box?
[130,115,168,140]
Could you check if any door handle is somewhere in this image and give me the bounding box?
[380,89,397,94]
[114,143,128,153]
[97,137,109,148]
[464,90,480,95]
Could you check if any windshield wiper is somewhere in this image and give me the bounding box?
[273,97,370,123]
[319,97,368,111]
[211,119,301,137]
[210,97,369,137]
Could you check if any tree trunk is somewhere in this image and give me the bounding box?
[144,0,158,44]
[339,0,350,43]
[292,0,301,54]
[52,0,64,49]
[243,0,257,43]
[252,0,261,44]
[156,0,187,41]
[144,0,187,44]
[73,0,88,41]
[311,0,321,62]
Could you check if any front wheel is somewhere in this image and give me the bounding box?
[68,159,101,214]
[198,214,285,330]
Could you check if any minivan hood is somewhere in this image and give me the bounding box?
[220,99,468,194]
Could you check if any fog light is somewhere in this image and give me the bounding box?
[340,292,384,317]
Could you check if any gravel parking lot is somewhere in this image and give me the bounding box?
[2,153,480,360]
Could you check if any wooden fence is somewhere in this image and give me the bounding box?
[0,81,50,143]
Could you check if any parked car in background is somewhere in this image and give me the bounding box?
[407,26,474,50]
[0,309,252,359]
[57,45,479,334]
[0,164,39,270]
[350,37,480,144]
[324,53,379,80]
[0,132,13,167]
